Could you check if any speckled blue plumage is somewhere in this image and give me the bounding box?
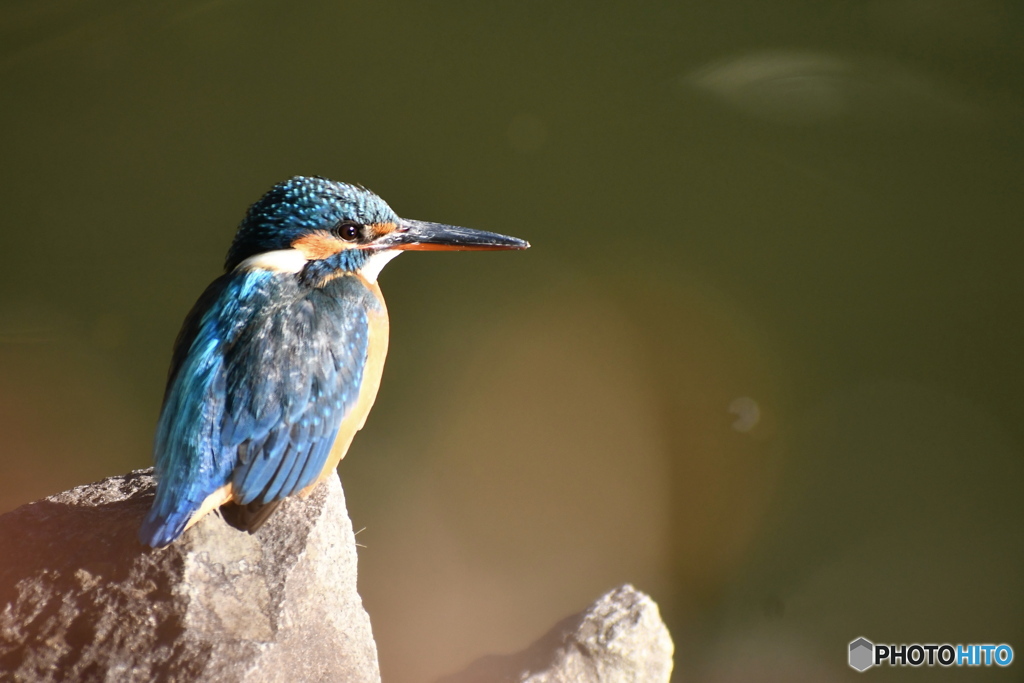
[139,177,388,547]
[225,176,398,270]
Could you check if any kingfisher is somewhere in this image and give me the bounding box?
[138,176,528,547]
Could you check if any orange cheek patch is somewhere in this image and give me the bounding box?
[292,230,355,259]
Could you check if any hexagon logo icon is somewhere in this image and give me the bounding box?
[849,637,874,671]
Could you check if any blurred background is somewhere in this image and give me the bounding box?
[2,1,1023,680]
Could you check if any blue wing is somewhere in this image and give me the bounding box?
[139,271,375,547]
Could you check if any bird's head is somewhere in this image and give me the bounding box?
[225,176,528,283]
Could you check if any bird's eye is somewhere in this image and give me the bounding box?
[335,222,362,242]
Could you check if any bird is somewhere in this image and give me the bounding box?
[138,176,529,547]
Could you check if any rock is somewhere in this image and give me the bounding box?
[0,469,379,683]
[438,584,674,683]
[0,471,677,683]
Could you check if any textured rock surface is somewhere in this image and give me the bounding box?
[439,584,674,683]
[0,469,379,683]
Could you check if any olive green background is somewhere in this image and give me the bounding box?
[2,1,1022,680]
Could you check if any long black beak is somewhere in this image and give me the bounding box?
[380,218,530,251]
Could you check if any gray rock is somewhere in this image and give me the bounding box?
[0,469,379,683]
[438,584,674,683]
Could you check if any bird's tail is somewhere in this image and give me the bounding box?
[221,499,284,533]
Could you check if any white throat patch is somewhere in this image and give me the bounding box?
[360,250,402,283]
